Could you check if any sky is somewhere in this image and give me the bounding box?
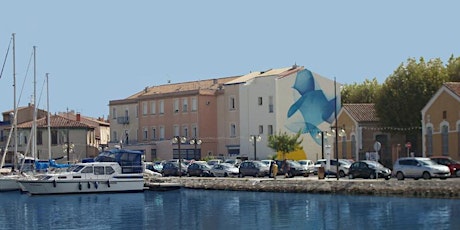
[1,1,459,119]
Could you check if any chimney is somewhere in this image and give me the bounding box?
[76,113,81,122]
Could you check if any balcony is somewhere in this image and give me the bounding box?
[117,116,130,124]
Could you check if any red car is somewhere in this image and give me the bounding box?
[430,156,460,177]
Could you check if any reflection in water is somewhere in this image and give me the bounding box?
[1,190,459,229]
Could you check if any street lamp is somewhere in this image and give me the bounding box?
[189,137,202,159]
[316,131,332,159]
[172,136,187,177]
[62,142,74,163]
[249,135,261,160]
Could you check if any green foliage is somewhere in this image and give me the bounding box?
[447,55,460,82]
[375,57,449,134]
[267,130,303,160]
[341,78,381,103]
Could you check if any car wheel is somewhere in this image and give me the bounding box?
[369,173,376,179]
[396,172,404,180]
[339,170,345,178]
[422,171,431,180]
[224,172,228,177]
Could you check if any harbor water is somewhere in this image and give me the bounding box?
[0,189,459,230]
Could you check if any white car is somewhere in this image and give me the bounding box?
[313,159,351,177]
[393,157,450,180]
[210,163,239,177]
[297,160,315,174]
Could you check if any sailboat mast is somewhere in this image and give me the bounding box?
[46,73,51,160]
[12,33,18,170]
[32,46,37,160]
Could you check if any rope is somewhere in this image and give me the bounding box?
[0,36,12,79]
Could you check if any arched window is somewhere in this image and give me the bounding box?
[426,127,433,157]
[341,136,347,159]
[442,125,449,156]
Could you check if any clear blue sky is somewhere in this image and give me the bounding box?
[1,1,459,119]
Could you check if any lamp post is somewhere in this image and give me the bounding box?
[189,137,202,159]
[172,136,187,177]
[249,135,261,160]
[316,131,331,159]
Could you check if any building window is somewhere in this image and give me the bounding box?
[113,131,118,142]
[442,124,449,156]
[112,108,117,119]
[159,100,164,114]
[151,149,157,160]
[192,124,198,137]
[125,109,129,120]
[174,125,180,137]
[443,111,447,119]
[183,126,188,137]
[426,127,433,157]
[51,130,58,145]
[151,101,156,114]
[174,99,179,113]
[229,97,236,110]
[230,123,236,137]
[268,125,273,135]
[258,97,263,106]
[268,96,273,113]
[142,102,148,115]
[135,105,138,118]
[37,130,43,145]
[152,127,156,140]
[258,125,263,134]
[191,97,197,111]
[182,98,188,112]
[159,126,165,140]
[143,127,148,140]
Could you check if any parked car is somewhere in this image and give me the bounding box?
[210,163,239,177]
[207,159,223,166]
[261,159,275,166]
[224,159,242,167]
[162,162,188,177]
[145,161,164,173]
[298,160,315,174]
[392,157,451,180]
[187,162,213,177]
[239,160,269,177]
[313,159,351,177]
[274,160,308,178]
[348,160,391,180]
[430,156,460,177]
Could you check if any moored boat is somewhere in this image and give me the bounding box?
[17,149,145,195]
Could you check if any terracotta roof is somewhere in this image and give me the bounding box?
[127,76,240,99]
[16,115,92,129]
[58,112,109,127]
[343,103,379,122]
[444,82,460,97]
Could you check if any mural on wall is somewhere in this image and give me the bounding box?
[285,69,337,146]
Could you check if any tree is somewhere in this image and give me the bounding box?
[341,78,381,104]
[375,57,449,137]
[446,55,460,82]
[267,130,303,160]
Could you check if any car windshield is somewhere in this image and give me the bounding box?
[419,159,436,166]
[366,161,384,169]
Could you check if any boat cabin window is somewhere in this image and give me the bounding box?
[105,166,115,175]
[71,165,85,173]
[94,166,105,175]
[81,166,94,174]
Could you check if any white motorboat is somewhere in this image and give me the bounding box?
[18,149,145,195]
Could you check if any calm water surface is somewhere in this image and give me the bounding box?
[0,189,459,230]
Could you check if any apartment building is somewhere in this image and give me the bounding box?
[110,65,340,162]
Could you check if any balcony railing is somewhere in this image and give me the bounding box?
[117,116,130,124]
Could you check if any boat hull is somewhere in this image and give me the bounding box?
[0,175,21,191]
[18,179,144,195]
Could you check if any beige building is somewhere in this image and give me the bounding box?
[336,103,405,167]
[421,82,460,160]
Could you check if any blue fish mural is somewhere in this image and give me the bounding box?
[286,69,337,145]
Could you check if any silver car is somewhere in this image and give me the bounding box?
[210,163,239,177]
[393,157,451,180]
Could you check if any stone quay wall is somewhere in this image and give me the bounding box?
[151,177,460,199]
